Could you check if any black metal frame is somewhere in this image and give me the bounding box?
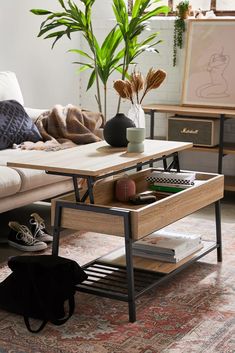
[47,151,181,203]
[50,152,222,322]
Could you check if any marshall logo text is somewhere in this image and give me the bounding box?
[181,128,199,135]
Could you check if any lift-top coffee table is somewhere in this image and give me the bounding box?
[7,139,224,322]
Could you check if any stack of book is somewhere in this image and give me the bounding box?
[146,171,196,193]
[132,231,203,263]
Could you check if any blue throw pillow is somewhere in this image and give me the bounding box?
[0,100,42,150]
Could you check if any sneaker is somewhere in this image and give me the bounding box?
[8,221,48,252]
[29,213,53,243]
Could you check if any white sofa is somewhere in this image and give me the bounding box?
[0,71,74,214]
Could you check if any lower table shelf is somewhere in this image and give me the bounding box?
[76,240,217,302]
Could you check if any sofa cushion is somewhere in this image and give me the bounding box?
[0,166,22,197]
[0,100,42,150]
[15,167,70,193]
[25,108,47,122]
[0,149,70,193]
[0,71,24,105]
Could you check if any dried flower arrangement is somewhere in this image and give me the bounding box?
[113,68,167,105]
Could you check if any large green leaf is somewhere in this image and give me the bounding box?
[132,0,151,18]
[73,61,94,68]
[69,49,93,60]
[141,6,169,21]
[38,23,64,37]
[58,0,68,11]
[86,70,96,90]
[30,9,52,15]
[76,64,93,73]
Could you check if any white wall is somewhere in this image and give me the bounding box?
[0,0,80,108]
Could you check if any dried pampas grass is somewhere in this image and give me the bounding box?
[140,68,166,104]
[113,67,166,105]
[113,80,134,103]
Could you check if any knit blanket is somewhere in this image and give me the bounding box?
[16,104,104,150]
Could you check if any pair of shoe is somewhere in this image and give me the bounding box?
[8,213,53,252]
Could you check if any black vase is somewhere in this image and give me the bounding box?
[103,113,136,147]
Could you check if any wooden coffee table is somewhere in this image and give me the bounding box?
[7,139,224,322]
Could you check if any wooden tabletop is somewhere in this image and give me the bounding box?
[7,140,192,177]
[143,104,235,118]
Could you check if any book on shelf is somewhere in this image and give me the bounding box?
[149,184,186,193]
[133,242,203,263]
[146,171,196,185]
[132,230,202,257]
[148,180,204,193]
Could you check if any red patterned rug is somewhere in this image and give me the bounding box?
[0,203,234,353]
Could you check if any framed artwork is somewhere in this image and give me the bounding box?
[182,19,235,108]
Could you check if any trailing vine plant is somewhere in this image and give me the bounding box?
[173,1,190,66]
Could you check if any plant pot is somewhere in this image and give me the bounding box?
[180,11,189,19]
[103,113,136,147]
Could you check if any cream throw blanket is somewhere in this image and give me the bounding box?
[16,104,104,151]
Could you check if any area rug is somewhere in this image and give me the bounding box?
[0,203,234,353]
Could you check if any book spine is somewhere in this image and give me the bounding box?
[153,182,192,189]
[133,244,203,263]
[149,185,184,193]
[133,239,202,256]
[149,171,195,182]
[133,250,177,262]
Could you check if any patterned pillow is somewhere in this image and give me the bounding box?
[0,100,42,150]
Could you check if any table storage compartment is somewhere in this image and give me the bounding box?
[51,169,224,240]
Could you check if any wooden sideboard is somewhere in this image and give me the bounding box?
[143,104,235,191]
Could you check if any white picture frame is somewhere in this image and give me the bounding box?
[182,19,235,109]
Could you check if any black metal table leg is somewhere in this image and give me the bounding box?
[52,201,62,255]
[173,153,180,172]
[164,153,180,172]
[215,200,222,262]
[150,110,155,140]
[124,213,136,322]
[87,176,95,204]
[218,114,225,174]
[136,163,142,172]
[163,156,167,170]
[73,176,81,202]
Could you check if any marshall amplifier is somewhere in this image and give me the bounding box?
[167,116,220,147]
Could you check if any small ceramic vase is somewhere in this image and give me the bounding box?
[126,127,145,153]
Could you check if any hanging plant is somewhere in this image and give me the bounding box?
[173,1,190,67]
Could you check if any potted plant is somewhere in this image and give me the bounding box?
[173,1,191,66]
[31,0,169,122]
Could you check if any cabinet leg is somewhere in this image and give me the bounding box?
[124,213,136,322]
[150,110,155,140]
[218,114,225,174]
[52,202,62,256]
[215,200,222,262]
[128,301,136,323]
